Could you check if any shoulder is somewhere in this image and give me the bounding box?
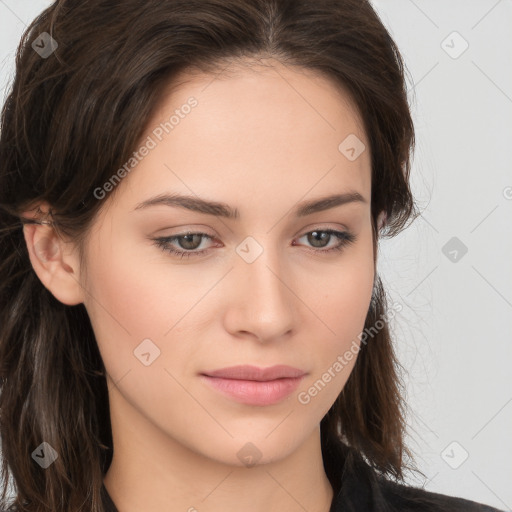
[329,452,505,512]
[376,476,506,512]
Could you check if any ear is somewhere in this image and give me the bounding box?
[22,203,85,306]
[372,211,387,270]
[377,210,387,231]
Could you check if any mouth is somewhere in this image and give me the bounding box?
[201,364,306,381]
[199,365,307,406]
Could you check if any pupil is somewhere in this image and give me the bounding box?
[309,231,328,248]
[181,234,200,250]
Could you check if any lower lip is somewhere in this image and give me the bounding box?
[200,375,305,406]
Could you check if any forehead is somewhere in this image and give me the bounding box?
[108,59,371,216]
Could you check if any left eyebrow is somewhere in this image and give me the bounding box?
[132,191,367,219]
[295,191,367,216]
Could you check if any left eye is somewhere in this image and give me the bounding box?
[151,229,357,259]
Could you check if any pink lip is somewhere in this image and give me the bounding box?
[200,365,307,406]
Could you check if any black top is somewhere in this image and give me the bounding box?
[99,462,505,512]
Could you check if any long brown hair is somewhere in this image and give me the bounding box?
[0,0,420,510]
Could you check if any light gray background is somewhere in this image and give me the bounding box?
[0,0,511,509]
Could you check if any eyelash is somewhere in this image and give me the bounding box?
[151,229,357,259]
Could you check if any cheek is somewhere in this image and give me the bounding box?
[81,236,166,374]
[82,235,216,380]
[330,260,374,338]
[311,232,375,339]
[297,234,374,405]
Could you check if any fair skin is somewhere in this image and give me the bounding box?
[22,59,379,512]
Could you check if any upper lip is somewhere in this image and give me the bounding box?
[202,365,306,381]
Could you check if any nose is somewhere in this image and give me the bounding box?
[223,245,296,343]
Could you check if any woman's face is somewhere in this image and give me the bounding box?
[81,60,374,466]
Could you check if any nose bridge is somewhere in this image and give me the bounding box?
[230,235,295,339]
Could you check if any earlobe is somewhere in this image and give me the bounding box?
[22,220,85,306]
